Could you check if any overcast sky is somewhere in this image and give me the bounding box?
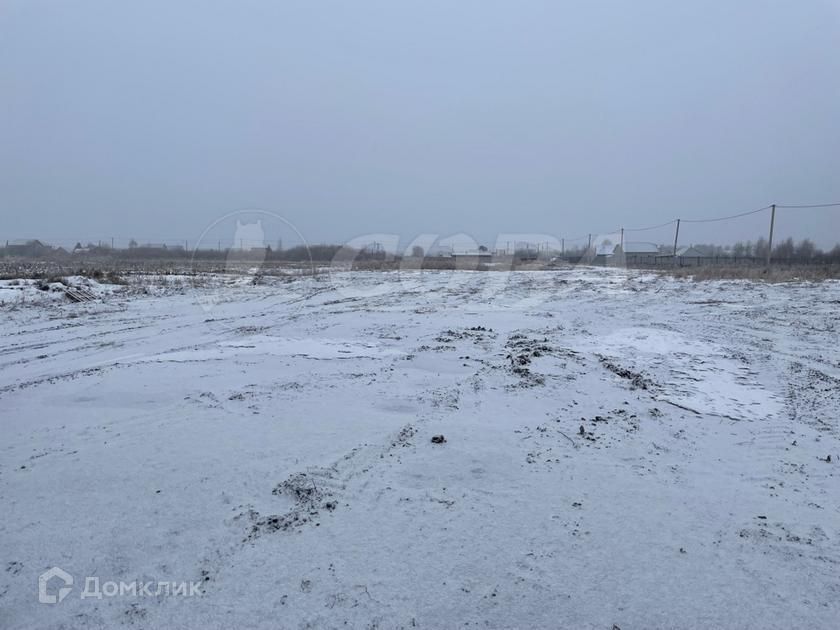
[2,1,840,249]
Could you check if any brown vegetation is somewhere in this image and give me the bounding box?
[661,264,840,282]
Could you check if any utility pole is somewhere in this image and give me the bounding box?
[672,219,681,266]
[587,234,592,260]
[620,228,624,251]
[561,238,565,257]
[766,204,776,266]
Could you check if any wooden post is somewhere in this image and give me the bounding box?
[766,204,776,266]
[672,219,681,266]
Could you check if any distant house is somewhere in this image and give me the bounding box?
[451,250,491,257]
[593,241,661,266]
[674,246,706,258]
[6,239,52,257]
[451,250,492,267]
[593,242,660,265]
[666,245,718,267]
[620,242,660,256]
[594,244,616,263]
[429,245,453,257]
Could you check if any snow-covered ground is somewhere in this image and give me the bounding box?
[1,268,838,629]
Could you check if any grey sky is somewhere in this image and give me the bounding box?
[2,0,840,249]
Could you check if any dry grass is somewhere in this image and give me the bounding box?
[351,258,555,272]
[660,264,840,282]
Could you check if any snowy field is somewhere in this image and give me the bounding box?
[1,268,838,629]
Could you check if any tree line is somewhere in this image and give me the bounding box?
[3,237,840,263]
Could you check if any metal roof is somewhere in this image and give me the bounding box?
[621,242,660,254]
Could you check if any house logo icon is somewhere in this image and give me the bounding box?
[38,567,73,604]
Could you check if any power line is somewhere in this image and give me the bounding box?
[681,205,771,224]
[776,202,840,209]
[624,219,677,232]
[7,199,840,252]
